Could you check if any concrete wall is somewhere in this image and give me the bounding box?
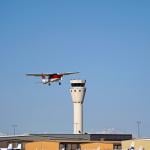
[80,142,113,150]
[122,139,150,150]
[25,141,59,150]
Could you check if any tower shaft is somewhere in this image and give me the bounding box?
[73,103,83,134]
[70,80,86,134]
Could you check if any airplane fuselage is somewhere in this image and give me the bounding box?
[41,74,63,84]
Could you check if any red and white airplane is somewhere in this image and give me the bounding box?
[26,72,79,85]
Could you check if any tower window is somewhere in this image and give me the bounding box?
[71,83,85,87]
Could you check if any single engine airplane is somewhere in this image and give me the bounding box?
[26,72,79,85]
[13,144,21,150]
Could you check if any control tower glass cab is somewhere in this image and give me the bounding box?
[70,80,86,134]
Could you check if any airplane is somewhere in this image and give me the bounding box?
[13,144,21,150]
[0,144,12,150]
[128,142,135,150]
[26,72,79,85]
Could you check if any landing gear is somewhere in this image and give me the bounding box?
[59,82,61,85]
[48,83,51,86]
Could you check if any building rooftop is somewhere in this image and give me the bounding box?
[0,133,132,143]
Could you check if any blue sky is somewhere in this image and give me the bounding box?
[0,0,150,137]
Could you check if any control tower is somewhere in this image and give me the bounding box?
[70,80,86,134]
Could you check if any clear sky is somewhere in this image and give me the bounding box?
[0,0,150,137]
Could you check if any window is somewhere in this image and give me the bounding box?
[60,143,80,150]
[71,83,85,87]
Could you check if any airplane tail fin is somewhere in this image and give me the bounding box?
[7,144,13,149]
[16,144,21,150]
[129,142,135,150]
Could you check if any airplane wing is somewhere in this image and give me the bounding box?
[26,72,79,76]
[59,72,80,76]
[26,73,54,76]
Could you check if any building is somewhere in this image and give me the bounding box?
[0,133,132,150]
